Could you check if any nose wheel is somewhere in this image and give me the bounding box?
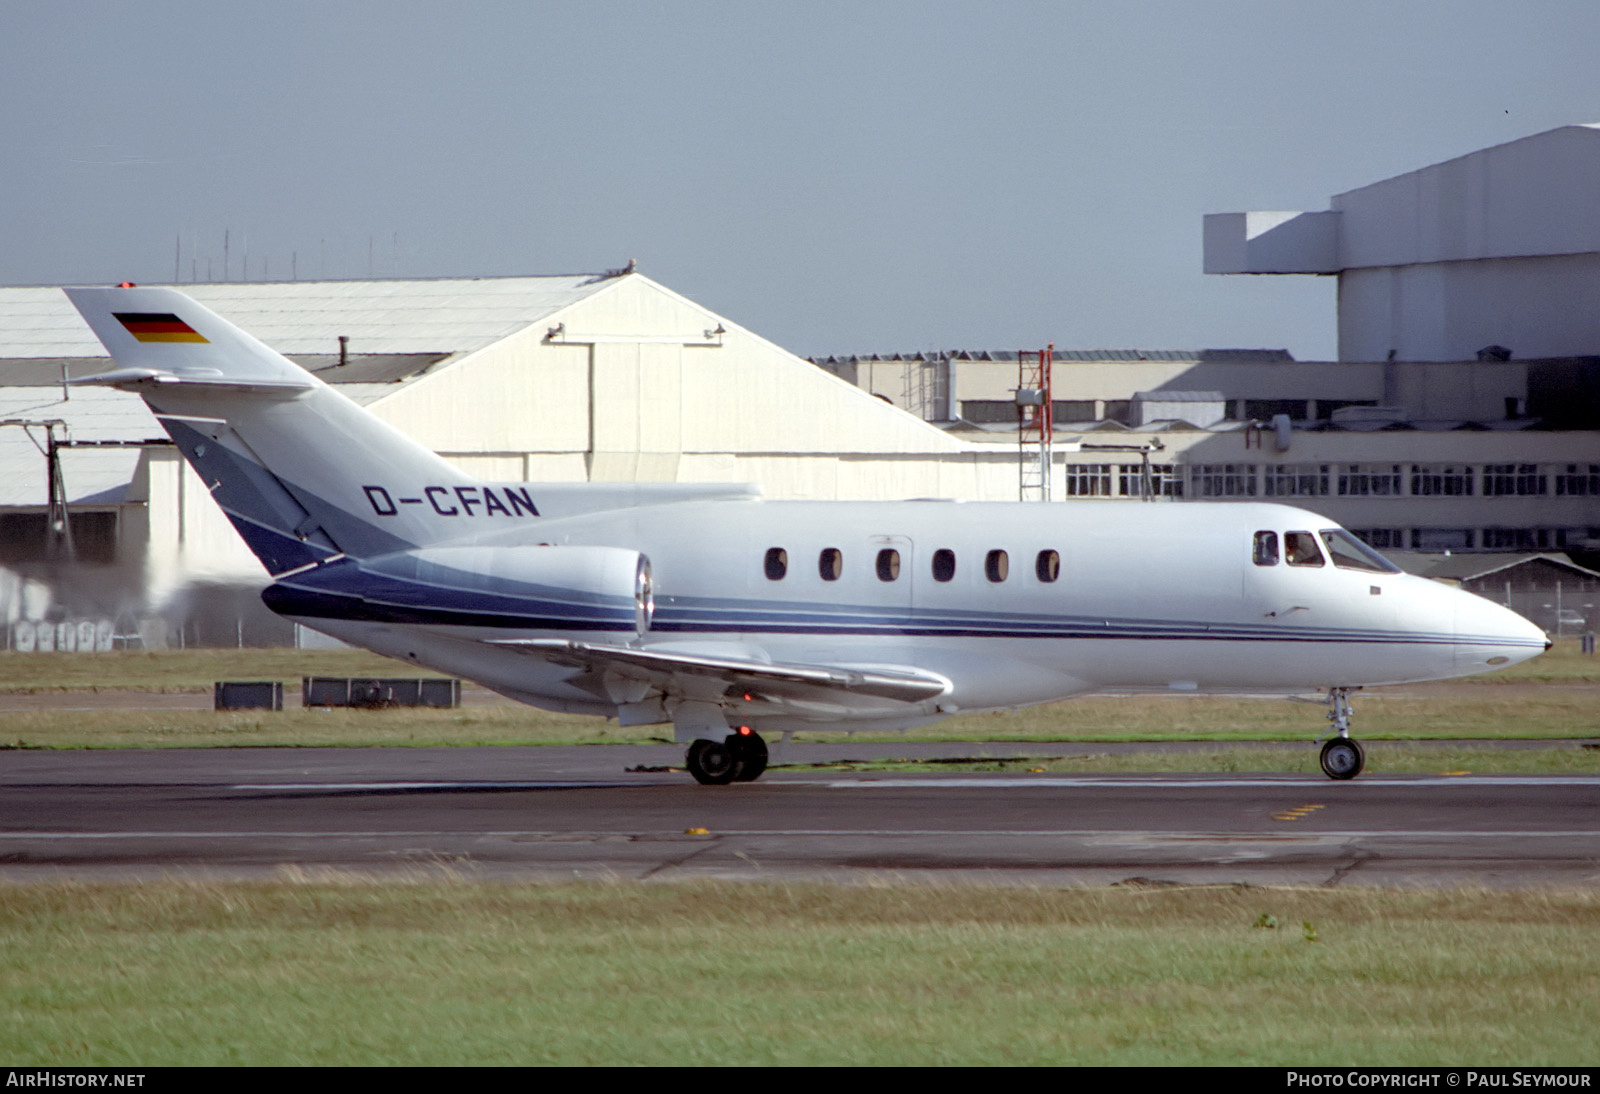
[1319,736,1365,779]
[1318,687,1366,780]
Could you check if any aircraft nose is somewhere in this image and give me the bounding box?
[1455,591,1549,674]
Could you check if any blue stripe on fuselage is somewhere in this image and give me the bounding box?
[259,565,1533,648]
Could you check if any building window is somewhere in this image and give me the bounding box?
[958,400,1017,424]
[1349,529,1405,550]
[1052,400,1097,423]
[1035,550,1060,582]
[1484,464,1546,497]
[763,548,788,580]
[1412,528,1474,551]
[1191,464,1257,498]
[1338,464,1403,496]
[1120,464,1183,498]
[985,550,1009,583]
[875,548,901,582]
[1555,465,1600,496]
[1264,464,1329,497]
[1064,464,1113,497]
[1482,528,1550,550]
[931,549,956,582]
[819,548,843,581]
[1411,465,1474,496]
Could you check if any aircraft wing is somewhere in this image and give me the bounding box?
[490,638,950,704]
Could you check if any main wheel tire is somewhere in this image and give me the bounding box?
[1319,737,1365,780]
[731,732,768,782]
[686,739,741,785]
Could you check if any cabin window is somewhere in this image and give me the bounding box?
[764,548,788,580]
[1035,550,1060,583]
[1285,531,1324,567]
[1252,531,1279,566]
[819,548,843,581]
[876,548,901,582]
[1320,529,1400,574]
[931,548,956,582]
[985,549,1009,583]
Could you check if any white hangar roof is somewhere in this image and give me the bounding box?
[0,274,622,360]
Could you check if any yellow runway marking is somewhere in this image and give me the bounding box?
[1272,803,1325,821]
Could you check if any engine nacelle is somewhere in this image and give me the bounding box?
[356,544,654,635]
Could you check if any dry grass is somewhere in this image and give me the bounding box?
[0,642,1594,751]
[0,648,408,693]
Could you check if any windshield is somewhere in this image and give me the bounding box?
[1319,529,1401,574]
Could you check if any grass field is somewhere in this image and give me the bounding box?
[0,643,1594,754]
[2,880,1596,1066]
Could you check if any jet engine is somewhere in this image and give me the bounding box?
[267,544,654,635]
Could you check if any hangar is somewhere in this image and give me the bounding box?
[0,269,1021,646]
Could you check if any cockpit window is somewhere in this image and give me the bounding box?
[1320,529,1401,574]
[1285,531,1324,567]
[1252,531,1279,566]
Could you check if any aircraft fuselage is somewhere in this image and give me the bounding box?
[270,497,1547,732]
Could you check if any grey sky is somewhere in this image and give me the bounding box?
[4,1,1597,360]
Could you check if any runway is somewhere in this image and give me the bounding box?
[3,745,1598,887]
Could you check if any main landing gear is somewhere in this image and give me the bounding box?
[685,728,769,785]
[1318,687,1366,780]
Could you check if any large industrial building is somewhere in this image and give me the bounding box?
[817,125,1600,587]
[2,125,1597,646]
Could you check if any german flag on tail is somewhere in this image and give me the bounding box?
[113,312,208,343]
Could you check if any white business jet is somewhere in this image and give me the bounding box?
[65,287,1549,783]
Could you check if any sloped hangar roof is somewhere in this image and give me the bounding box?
[0,273,630,507]
[0,273,623,361]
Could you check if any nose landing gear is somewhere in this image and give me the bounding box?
[1318,687,1366,780]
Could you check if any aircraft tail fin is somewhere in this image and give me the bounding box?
[65,286,482,573]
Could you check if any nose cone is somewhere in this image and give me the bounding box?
[1454,590,1549,676]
